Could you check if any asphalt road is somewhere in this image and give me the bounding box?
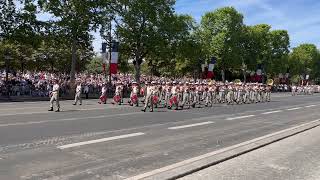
[0,93,319,180]
[181,125,320,180]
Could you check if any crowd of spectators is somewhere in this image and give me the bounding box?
[0,70,154,98]
[0,70,104,98]
[1,70,319,98]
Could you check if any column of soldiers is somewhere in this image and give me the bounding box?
[47,79,272,112]
[138,80,272,112]
[291,85,317,96]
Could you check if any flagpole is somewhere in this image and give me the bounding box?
[108,19,112,84]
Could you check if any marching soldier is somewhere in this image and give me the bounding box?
[256,84,262,103]
[218,83,225,103]
[153,81,161,107]
[205,82,213,107]
[129,81,139,106]
[168,81,179,110]
[98,83,107,104]
[159,82,165,105]
[73,81,82,105]
[48,79,60,112]
[201,81,206,102]
[266,84,271,102]
[140,81,148,103]
[180,81,190,109]
[113,81,123,105]
[243,84,250,104]
[291,84,297,96]
[142,81,154,112]
[164,82,172,107]
[226,83,234,105]
[192,82,201,108]
[249,84,256,103]
[235,83,242,104]
[211,83,218,104]
[178,82,184,103]
[260,84,265,102]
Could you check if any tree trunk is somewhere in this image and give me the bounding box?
[21,61,24,73]
[69,39,77,99]
[221,69,225,82]
[70,39,77,83]
[243,70,246,83]
[134,62,141,84]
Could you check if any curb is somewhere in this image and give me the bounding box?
[126,119,320,180]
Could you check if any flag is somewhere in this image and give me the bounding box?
[110,63,118,74]
[110,41,119,74]
[207,57,216,79]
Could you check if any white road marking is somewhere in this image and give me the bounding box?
[305,105,317,108]
[226,115,255,121]
[0,106,126,117]
[0,106,111,112]
[261,110,283,115]
[125,119,320,180]
[0,112,144,127]
[58,132,145,149]
[0,107,44,111]
[287,107,302,111]
[168,121,214,130]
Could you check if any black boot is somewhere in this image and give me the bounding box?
[141,108,146,112]
[48,107,53,111]
[55,109,60,112]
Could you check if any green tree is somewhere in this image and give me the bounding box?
[0,0,42,72]
[248,24,271,79]
[38,0,99,82]
[268,30,290,77]
[0,0,19,69]
[199,7,244,81]
[85,56,103,74]
[0,0,18,41]
[145,14,199,77]
[112,0,176,83]
[173,15,201,76]
[289,44,319,79]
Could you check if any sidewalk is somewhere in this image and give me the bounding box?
[180,126,320,180]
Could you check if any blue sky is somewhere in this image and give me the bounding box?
[61,0,320,52]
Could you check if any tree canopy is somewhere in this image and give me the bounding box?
[0,1,319,83]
